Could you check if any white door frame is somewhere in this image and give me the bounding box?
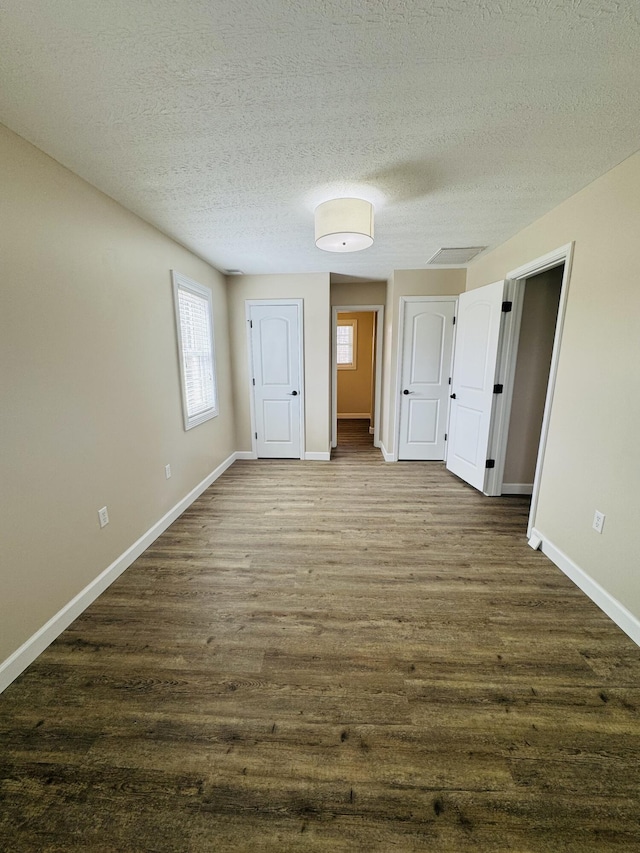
[331,305,384,449]
[483,243,574,538]
[246,299,305,460]
[394,296,458,462]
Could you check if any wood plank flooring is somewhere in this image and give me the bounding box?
[1,452,640,851]
[334,418,375,455]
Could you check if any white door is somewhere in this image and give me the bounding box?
[398,299,456,460]
[248,301,303,459]
[446,281,506,490]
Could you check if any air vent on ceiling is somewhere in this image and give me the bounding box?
[224,269,244,275]
[426,247,486,265]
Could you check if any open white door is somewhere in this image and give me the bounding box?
[248,301,303,459]
[398,298,456,460]
[446,281,506,490]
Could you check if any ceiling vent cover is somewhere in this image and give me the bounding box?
[426,247,486,265]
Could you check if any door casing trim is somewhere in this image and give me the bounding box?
[483,243,574,539]
[331,305,384,450]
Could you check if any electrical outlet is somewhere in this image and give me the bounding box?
[165,464,172,479]
[98,506,109,528]
[593,510,605,534]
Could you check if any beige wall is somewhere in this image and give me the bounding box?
[337,312,375,417]
[467,149,640,620]
[227,274,331,454]
[330,280,387,306]
[380,269,467,454]
[0,125,235,664]
[392,269,467,298]
[380,274,395,452]
[503,268,563,486]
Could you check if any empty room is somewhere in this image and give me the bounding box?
[1,2,639,851]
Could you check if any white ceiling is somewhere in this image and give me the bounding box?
[1,1,639,280]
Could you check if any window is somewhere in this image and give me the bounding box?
[172,271,218,430]
[337,320,358,369]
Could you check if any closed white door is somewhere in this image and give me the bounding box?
[446,281,506,490]
[248,301,303,459]
[398,299,456,460]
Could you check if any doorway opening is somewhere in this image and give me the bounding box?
[445,243,573,541]
[500,267,563,495]
[486,243,574,539]
[331,305,384,454]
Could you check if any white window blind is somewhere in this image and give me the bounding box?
[337,321,357,369]
[172,272,218,430]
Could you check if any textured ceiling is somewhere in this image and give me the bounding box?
[1,1,640,279]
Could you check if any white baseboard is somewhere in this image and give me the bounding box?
[502,483,534,495]
[379,441,395,462]
[0,452,237,694]
[337,413,371,419]
[237,450,330,461]
[532,527,640,648]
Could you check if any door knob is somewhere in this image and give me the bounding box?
[403,389,413,395]
[290,390,298,396]
[450,393,456,399]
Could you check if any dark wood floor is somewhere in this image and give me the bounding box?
[334,418,375,456]
[1,451,640,851]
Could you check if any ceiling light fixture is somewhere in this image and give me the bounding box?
[315,198,374,252]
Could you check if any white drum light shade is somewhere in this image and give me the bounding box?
[315,198,374,252]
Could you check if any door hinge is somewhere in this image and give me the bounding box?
[444,433,448,441]
[485,459,496,469]
[493,383,503,394]
[252,377,255,385]
[502,301,512,313]
[448,377,452,385]
[452,316,456,325]
[249,319,253,328]
[255,432,258,439]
